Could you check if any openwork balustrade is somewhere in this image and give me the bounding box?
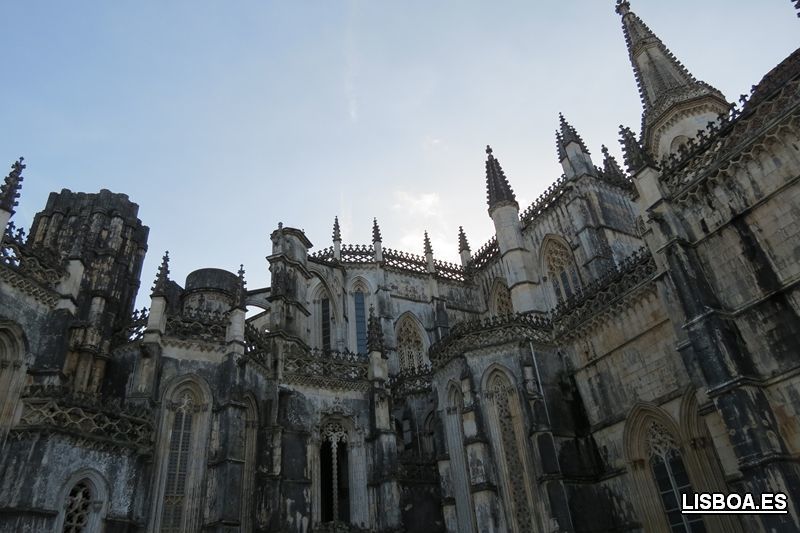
[165,307,229,343]
[552,247,657,332]
[282,347,369,391]
[1,221,66,289]
[11,385,153,452]
[520,174,569,227]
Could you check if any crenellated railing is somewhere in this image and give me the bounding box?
[520,174,569,227]
[383,248,428,274]
[470,236,499,270]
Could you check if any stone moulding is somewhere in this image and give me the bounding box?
[389,363,433,398]
[282,347,370,392]
[429,312,551,368]
[310,242,469,282]
[551,247,657,338]
[11,387,153,453]
[0,223,64,307]
[659,76,800,199]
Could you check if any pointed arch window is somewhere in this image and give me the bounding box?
[320,421,349,524]
[491,281,513,316]
[0,325,25,443]
[321,297,331,351]
[647,422,706,533]
[543,239,581,303]
[152,381,211,532]
[396,317,424,371]
[62,481,92,533]
[241,398,258,533]
[485,371,535,533]
[354,290,367,355]
[56,473,108,533]
[161,392,196,532]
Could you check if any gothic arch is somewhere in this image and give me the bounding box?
[311,415,369,528]
[394,312,429,372]
[488,278,514,317]
[623,400,737,533]
[481,365,539,533]
[348,276,373,354]
[54,468,110,533]
[347,275,374,295]
[149,374,213,532]
[539,234,582,306]
[241,394,259,533]
[0,321,27,444]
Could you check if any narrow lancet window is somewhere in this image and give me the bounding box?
[354,291,367,354]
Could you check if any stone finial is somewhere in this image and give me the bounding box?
[615,0,630,15]
[458,226,470,253]
[0,157,25,215]
[151,251,170,297]
[601,144,626,180]
[423,231,433,256]
[558,113,590,153]
[372,217,382,243]
[332,216,341,242]
[618,125,655,174]
[237,264,247,309]
[555,131,567,161]
[485,145,517,210]
[367,305,384,353]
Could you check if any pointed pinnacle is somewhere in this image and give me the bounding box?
[618,125,655,174]
[558,113,589,153]
[555,131,567,161]
[151,251,171,297]
[372,217,382,243]
[0,157,26,214]
[367,305,384,353]
[237,264,247,308]
[332,216,341,242]
[601,145,625,179]
[485,145,517,209]
[458,226,470,253]
[423,231,433,255]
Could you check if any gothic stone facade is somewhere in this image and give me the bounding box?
[1,3,800,533]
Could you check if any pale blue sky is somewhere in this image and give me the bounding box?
[2,1,797,304]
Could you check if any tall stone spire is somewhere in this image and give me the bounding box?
[457,226,470,253]
[485,145,517,212]
[0,157,25,217]
[372,218,382,243]
[151,251,171,297]
[600,145,626,181]
[332,216,341,242]
[458,226,471,268]
[558,113,589,153]
[619,125,655,175]
[423,231,433,256]
[616,1,728,155]
[236,264,247,309]
[556,114,594,179]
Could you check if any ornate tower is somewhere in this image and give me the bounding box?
[616,0,729,158]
